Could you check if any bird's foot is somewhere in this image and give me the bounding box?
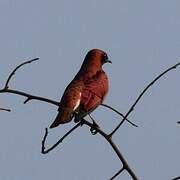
[73,112,81,123]
[90,119,100,135]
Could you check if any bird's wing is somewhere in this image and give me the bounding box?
[80,70,109,112]
[50,81,83,128]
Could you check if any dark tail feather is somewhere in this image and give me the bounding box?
[50,113,61,128]
[50,109,73,129]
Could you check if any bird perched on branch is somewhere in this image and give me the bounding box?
[50,49,111,128]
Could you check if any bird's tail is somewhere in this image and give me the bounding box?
[50,108,73,128]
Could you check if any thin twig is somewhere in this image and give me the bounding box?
[0,88,59,106]
[0,108,11,112]
[41,123,81,154]
[109,62,180,137]
[171,176,180,180]
[101,103,138,127]
[110,167,124,180]
[88,115,99,129]
[0,58,59,106]
[4,58,39,89]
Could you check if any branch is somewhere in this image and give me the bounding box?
[171,176,180,180]
[109,62,180,137]
[0,108,11,112]
[4,58,39,89]
[81,118,138,180]
[0,88,59,106]
[0,58,59,107]
[41,117,138,179]
[110,167,124,180]
[101,103,138,127]
[41,123,81,154]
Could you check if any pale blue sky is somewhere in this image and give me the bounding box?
[0,1,180,179]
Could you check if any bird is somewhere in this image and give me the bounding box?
[50,49,111,128]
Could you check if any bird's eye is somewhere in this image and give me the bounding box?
[103,53,108,60]
[100,54,106,64]
[102,54,107,59]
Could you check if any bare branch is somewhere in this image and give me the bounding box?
[4,58,39,89]
[81,118,138,180]
[0,89,59,106]
[101,103,138,127]
[109,62,180,137]
[0,58,59,108]
[171,176,180,180]
[0,108,11,112]
[110,167,125,180]
[40,117,138,179]
[41,123,81,154]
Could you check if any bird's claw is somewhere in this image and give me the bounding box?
[90,120,99,135]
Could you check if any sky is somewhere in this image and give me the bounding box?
[0,0,180,180]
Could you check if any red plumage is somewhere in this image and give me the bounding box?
[50,49,111,128]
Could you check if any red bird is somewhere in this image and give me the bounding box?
[50,49,111,128]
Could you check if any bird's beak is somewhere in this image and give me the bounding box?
[106,59,112,64]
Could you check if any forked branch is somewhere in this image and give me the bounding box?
[110,167,124,180]
[0,88,59,106]
[101,103,138,127]
[41,123,81,154]
[109,62,180,137]
[41,118,138,180]
[0,58,59,106]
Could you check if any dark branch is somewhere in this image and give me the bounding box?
[0,108,11,112]
[0,88,59,106]
[171,176,180,180]
[41,117,138,179]
[101,103,138,127]
[109,62,180,137]
[0,58,59,107]
[81,118,138,180]
[41,123,81,154]
[4,58,39,89]
[110,167,125,180]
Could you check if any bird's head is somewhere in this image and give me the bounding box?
[82,49,111,72]
[87,49,111,65]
